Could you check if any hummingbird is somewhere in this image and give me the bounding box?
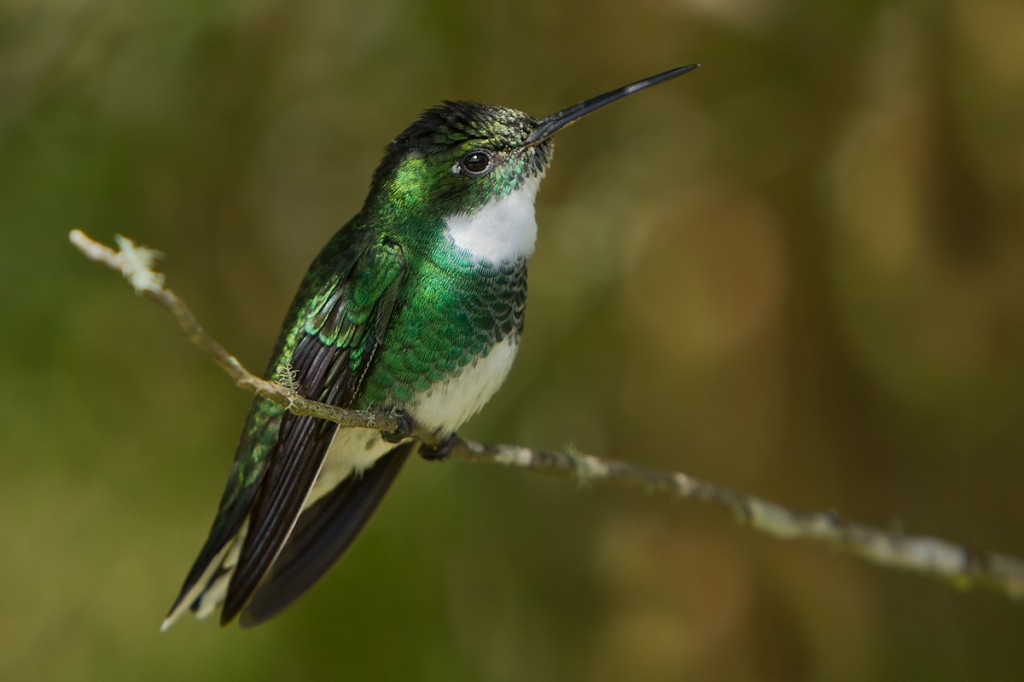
[162,64,698,629]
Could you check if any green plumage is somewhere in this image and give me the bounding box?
[359,248,527,406]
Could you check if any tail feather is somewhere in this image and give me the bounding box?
[239,443,411,627]
[161,443,408,629]
[160,522,247,631]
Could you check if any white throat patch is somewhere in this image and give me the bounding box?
[444,174,541,264]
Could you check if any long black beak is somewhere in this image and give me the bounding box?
[524,64,699,146]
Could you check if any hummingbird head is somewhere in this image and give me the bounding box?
[365,101,551,223]
[362,65,699,259]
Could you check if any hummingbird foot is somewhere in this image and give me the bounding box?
[381,408,416,443]
[419,434,458,462]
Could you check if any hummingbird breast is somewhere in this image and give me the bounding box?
[308,181,538,507]
[358,172,538,424]
[359,254,528,422]
[306,256,527,509]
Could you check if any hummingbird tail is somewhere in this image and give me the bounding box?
[238,442,412,627]
[160,442,410,629]
[160,523,248,631]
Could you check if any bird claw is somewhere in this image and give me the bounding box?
[382,408,416,443]
[420,434,458,462]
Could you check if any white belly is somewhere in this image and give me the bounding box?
[304,335,519,509]
[408,335,519,434]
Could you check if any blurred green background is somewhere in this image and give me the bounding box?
[3,0,1024,680]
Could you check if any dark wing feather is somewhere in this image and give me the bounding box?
[163,395,288,623]
[237,442,413,627]
[217,236,408,625]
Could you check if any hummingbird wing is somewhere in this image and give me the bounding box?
[218,235,408,625]
[237,440,413,627]
[163,397,286,628]
[164,230,408,627]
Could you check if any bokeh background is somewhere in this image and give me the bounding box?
[3,0,1024,680]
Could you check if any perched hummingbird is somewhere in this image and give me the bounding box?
[163,64,698,629]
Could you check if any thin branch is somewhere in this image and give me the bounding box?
[70,230,412,436]
[70,229,1024,602]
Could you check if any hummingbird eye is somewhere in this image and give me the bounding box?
[459,151,492,176]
